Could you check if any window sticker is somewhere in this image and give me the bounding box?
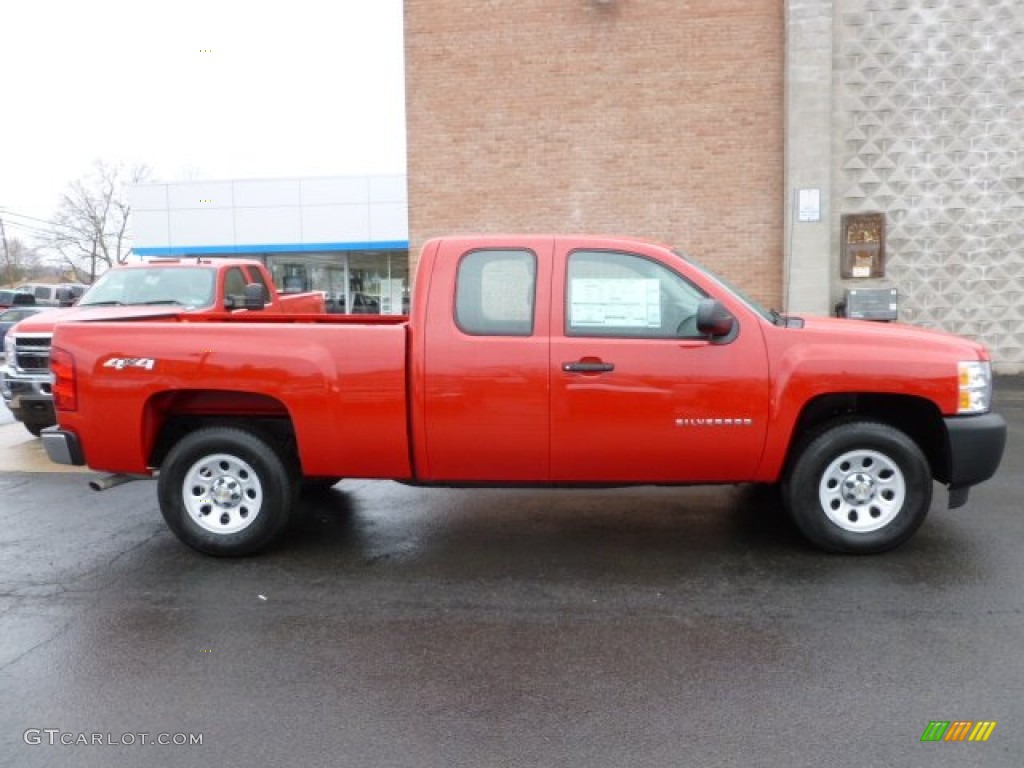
[570,278,661,328]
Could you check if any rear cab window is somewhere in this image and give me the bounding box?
[455,249,537,336]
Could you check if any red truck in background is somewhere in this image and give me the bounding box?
[2,258,324,436]
[42,235,1006,557]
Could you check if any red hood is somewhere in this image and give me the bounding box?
[9,305,185,334]
[794,316,990,361]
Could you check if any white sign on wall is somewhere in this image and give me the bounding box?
[797,188,821,222]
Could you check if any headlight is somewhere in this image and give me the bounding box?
[958,361,992,414]
[3,334,13,363]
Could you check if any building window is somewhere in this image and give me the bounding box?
[265,250,409,315]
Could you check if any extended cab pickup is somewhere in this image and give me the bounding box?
[2,258,324,435]
[42,235,1006,556]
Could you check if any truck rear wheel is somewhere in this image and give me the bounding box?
[783,421,932,554]
[158,427,296,556]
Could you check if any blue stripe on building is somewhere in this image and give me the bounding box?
[133,241,410,257]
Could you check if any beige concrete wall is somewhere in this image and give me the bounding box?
[784,0,833,316]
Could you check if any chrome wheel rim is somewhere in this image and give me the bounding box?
[819,449,905,533]
[182,453,263,535]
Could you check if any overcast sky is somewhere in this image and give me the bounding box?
[0,0,406,242]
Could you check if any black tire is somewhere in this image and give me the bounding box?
[25,423,45,437]
[783,420,932,554]
[158,427,296,556]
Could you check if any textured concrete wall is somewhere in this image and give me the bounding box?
[832,0,1024,370]
[785,0,833,316]
[405,0,785,307]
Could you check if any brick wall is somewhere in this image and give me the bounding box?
[404,0,784,306]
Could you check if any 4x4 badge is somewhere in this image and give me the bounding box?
[103,357,156,371]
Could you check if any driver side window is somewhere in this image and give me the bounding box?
[225,268,248,297]
[566,250,705,338]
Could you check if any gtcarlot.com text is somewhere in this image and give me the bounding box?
[24,729,203,746]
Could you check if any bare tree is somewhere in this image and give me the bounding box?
[0,231,42,287]
[49,160,152,283]
[0,216,11,286]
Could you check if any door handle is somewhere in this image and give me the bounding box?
[562,360,615,373]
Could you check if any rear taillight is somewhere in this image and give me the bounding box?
[50,346,77,411]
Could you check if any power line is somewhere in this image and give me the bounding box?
[0,209,93,240]
[2,218,54,238]
[0,209,69,232]
[0,209,55,226]
[1,207,125,236]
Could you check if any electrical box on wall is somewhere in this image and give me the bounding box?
[844,287,898,321]
[840,212,886,279]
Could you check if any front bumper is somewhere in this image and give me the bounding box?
[944,412,1006,506]
[41,426,85,466]
[1,367,55,428]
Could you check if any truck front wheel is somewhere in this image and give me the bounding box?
[158,427,296,556]
[783,421,932,554]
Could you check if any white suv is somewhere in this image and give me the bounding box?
[14,283,87,307]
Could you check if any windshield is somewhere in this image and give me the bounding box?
[673,250,778,323]
[80,267,216,309]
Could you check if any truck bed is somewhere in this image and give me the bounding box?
[51,316,412,478]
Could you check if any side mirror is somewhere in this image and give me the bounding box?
[696,298,736,338]
[242,283,267,310]
[225,283,267,311]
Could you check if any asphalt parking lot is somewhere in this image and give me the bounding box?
[0,383,1022,767]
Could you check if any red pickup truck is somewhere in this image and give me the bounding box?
[2,258,324,435]
[42,235,1006,556]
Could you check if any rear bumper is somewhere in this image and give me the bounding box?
[41,426,85,466]
[944,412,1006,492]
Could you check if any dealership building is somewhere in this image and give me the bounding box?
[131,0,1024,370]
[129,175,410,315]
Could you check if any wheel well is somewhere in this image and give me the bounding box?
[790,393,949,483]
[145,390,299,471]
